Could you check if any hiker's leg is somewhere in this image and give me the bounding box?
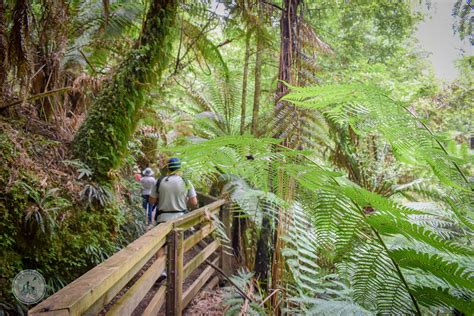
[147,202,154,225]
[142,195,149,224]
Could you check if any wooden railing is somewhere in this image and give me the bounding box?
[29,193,231,316]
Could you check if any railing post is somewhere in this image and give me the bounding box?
[166,228,184,316]
[220,203,233,276]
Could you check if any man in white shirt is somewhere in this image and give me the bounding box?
[149,158,198,281]
[148,158,198,224]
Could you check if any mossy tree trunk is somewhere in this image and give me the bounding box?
[72,0,177,179]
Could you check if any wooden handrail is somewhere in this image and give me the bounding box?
[29,223,172,316]
[28,194,230,316]
[172,199,225,229]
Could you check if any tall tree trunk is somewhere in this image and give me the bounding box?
[73,0,178,179]
[240,30,251,135]
[277,0,300,97]
[251,1,263,136]
[103,0,110,26]
[274,0,301,144]
[253,0,301,294]
[0,0,7,107]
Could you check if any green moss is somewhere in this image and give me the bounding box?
[73,0,178,180]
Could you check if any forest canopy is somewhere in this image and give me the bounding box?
[0,0,472,315]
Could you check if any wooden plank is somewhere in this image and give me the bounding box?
[28,309,70,316]
[183,240,220,279]
[105,255,166,315]
[182,257,219,308]
[172,199,225,230]
[166,229,184,316]
[220,204,233,276]
[183,222,215,253]
[84,242,166,315]
[29,223,172,316]
[142,285,166,316]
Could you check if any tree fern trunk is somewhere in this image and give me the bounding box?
[72,0,177,179]
[274,0,300,144]
[254,200,274,287]
[251,1,263,136]
[254,0,302,295]
[240,29,251,135]
[252,0,270,287]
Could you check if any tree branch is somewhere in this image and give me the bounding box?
[0,87,72,110]
[261,0,283,11]
[205,259,254,302]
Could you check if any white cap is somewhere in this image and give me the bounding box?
[142,168,154,176]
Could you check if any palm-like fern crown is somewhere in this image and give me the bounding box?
[167,83,473,314]
[182,74,248,138]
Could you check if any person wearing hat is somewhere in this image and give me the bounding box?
[140,167,157,226]
[148,158,198,224]
[149,158,197,281]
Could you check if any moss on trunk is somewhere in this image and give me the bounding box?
[73,0,177,179]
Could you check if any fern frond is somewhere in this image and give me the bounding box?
[366,214,473,256]
[411,286,473,314]
[389,248,474,291]
[349,242,415,314]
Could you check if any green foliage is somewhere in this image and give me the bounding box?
[19,183,71,237]
[283,82,474,313]
[389,248,473,291]
[224,270,265,316]
[307,0,420,64]
[0,118,146,312]
[452,0,473,44]
[1,0,471,314]
[65,0,145,70]
[169,81,473,314]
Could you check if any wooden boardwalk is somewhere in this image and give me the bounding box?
[28,194,232,316]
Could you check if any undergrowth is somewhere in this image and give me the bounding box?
[0,118,144,314]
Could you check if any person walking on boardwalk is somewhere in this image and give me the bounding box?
[140,167,157,226]
[149,158,198,281]
[148,157,198,224]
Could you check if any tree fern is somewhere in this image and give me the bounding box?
[284,83,471,188]
[166,125,473,314]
